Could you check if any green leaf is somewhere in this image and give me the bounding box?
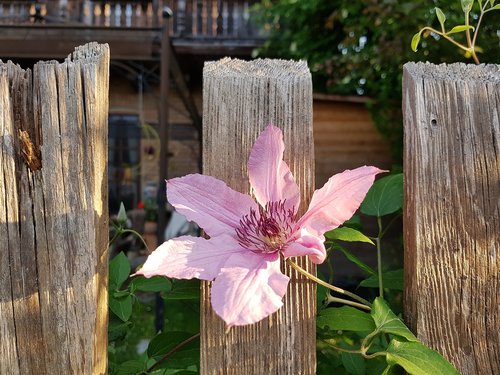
[109,252,130,290]
[147,331,200,369]
[325,227,374,245]
[109,294,133,322]
[488,3,500,10]
[359,269,403,290]
[108,320,132,342]
[435,8,446,31]
[113,290,130,298]
[368,359,396,375]
[317,350,343,374]
[317,282,328,313]
[446,25,475,34]
[115,359,146,375]
[317,306,376,332]
[411,31,422,52]
[130,276,172,293]
[386,339,460,375]
[341,352,366,375]
[371,298,417,342]
[164,279,200,300]
[117,202,128,225]
[360,174,403,217]
[332,244,377,276]
[461,0,474,13]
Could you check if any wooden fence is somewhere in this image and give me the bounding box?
[7,42,499,375]
[403,62,500,374]
[0,42,109,375]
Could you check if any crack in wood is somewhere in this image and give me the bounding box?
[18,129,41,171]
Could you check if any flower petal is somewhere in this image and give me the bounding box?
[135,234,244,281]
[296,166,384,237]
[283,229,327,264]
[210,252,289,327]
[167,174,258,237]
[248,124,300,213]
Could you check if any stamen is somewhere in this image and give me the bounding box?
[235,200,295,254]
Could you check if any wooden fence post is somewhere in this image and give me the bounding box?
[403,62,500,374]
[0,42,109,375]
[201,58,316,374]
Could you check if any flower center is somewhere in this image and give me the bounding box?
[235,201,295,254]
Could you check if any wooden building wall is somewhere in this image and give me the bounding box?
[313,95,393,187]
[109,78,393,199]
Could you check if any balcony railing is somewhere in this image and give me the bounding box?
[0,1,262,40]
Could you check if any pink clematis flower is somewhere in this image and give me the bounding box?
[136,124,383,327]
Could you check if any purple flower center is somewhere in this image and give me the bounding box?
[235,201,295,254]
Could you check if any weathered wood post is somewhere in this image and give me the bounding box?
[403,62,500,374]
[0,43,109,375]
[202,58,316,374]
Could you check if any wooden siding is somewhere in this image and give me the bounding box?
[313,99,393,187]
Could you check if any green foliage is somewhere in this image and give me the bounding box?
[109,252,131,290]
[164,279,200,300]
[341,352,366,375]
[317,172,459,373]
[360,174,403,217]
[253,0,500,163]
[147,332,200,370]
[325,227,374,245]
[412,0,498,63]
[117,202,128,226]
[110,294,133,322]
[108,251,200,374]
[130,276,172,293]
[359,269,404,291]
[317,306,375,332]
[108,171,457,375]
[330,243,377,276]
[371,298,417,342]
[386,340,460,375]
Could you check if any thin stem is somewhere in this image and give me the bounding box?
[464,11,480,64]
[376,216,384,298]
[422,27,471,52]
[321,338,387,360]
[286,258,372,309]
[471,1,490,54]
[361,329,380,352]
[465,11,473,49]
[364,351,388,359]
[121,228,150,252]
[327,294,371,311]
[146,333,200,373]
[320,339,364,354]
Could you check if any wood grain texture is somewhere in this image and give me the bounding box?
[313,100,392,187]
[201,58,316,374]
[0,42,109,375]
[403,62,500,374]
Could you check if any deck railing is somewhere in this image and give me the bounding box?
[0,1,262,40]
